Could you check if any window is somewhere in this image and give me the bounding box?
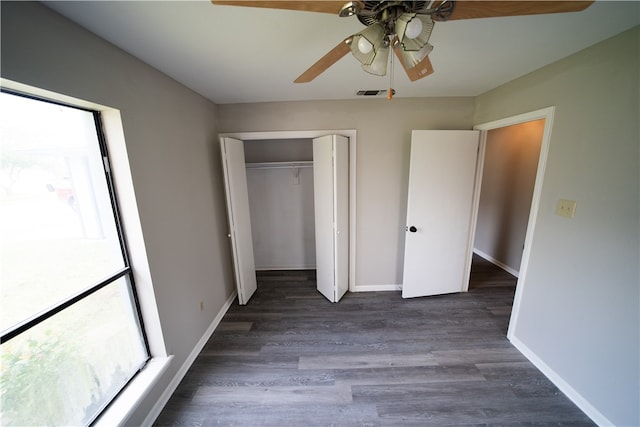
[0,91,149,426]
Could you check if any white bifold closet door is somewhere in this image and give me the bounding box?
[220,137,257,305]
[313,135,349,303]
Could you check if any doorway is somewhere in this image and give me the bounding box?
[472,107,555,339]
[473,119,545,278]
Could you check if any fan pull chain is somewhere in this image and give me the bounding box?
[388,50,394,100]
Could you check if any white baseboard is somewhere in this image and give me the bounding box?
[351,284,402,292]
[255,266,316,271]
[141,290,237,427]
[509,335,612,427]
[473,248,519,277]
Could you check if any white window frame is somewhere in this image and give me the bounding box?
[0,78,171,426]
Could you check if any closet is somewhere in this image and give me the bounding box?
[244,139,316,271]
[220,134,350,304]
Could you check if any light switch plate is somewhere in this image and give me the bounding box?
[556,199,577,219]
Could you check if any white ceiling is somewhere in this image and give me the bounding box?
[43,1,639,105]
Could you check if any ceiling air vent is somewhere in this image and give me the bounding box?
[356,89,396,97]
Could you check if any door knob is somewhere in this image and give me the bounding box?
[408,226,417,233]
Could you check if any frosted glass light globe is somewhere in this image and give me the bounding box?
[358,37,373,54]
[405,17,423,39]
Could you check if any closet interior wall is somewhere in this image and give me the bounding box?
[244,139,316,271]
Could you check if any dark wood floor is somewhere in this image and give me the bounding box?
[154,255,593,426]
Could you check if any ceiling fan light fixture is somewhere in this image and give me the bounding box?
[350,23,386,67]
[401,42,434,69]
[396,13,434,52]
[362,45,389,76]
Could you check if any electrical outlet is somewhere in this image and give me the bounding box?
[199,300,204,311]
[556,199,577,219]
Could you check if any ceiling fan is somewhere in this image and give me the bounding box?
[211,1,594,85]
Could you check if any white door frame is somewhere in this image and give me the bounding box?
[218,129,357,292]
[472,107,555,339]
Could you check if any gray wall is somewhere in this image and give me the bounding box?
[219,98,475,287]
[246,166,316,270]
[474,120,544,274]
[1,3,235,425]
[474,27,639,426]
[243,138,313,163]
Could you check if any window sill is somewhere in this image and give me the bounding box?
[94,356,173,427]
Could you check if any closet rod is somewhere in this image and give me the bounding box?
[245,161,313,170]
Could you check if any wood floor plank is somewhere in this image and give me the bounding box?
[192,384,353,405]
[215,321,253,332]
[333,364,486,386]
[195,368,335,388]
[298,353,439,370]
[429,347,528,365]
[153,258,594,426]
[171,403,381,427]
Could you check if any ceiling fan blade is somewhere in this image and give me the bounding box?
[437,1,594,20]
[294,37,352,83]
[211,1,346,14]
[394,47,434,82]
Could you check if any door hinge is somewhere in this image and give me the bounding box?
[103,156,111,173]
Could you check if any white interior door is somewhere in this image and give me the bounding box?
[402,130,480,298]
[313,135,349,302]
[220,137,257,305]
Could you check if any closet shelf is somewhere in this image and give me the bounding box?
[245,161,313,170]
